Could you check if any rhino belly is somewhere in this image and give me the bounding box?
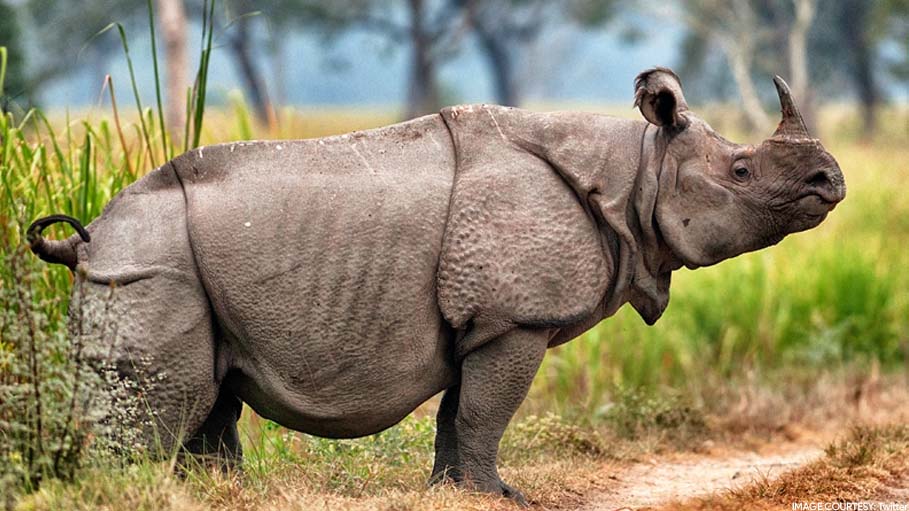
[176,115,458,437]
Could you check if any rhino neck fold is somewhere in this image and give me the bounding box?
[517,112,680,325]
[622,125,684,324]
[583,122,681,324]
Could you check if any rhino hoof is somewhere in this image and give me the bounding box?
[501,482,528,507]
[465,479,528,507]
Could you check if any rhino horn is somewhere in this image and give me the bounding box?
[771,75,810,138]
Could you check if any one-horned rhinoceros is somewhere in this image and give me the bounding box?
[29,68,844,504]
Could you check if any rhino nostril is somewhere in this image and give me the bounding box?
[806,171,830,188]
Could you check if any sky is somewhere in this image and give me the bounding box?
[39,13,684,108]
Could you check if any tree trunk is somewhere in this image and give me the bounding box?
[841,0,877,137]
[474,24,517,106]
[405,0,440,118]
[722,40,772,133]
[674,1,772,134]
[228,15,270,123]
[156,0,188,137]
[787,0,816,133]
[269,29,288,106]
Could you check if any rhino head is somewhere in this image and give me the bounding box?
[635,68,846,268]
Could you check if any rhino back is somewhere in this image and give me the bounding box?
[173,114,457,436]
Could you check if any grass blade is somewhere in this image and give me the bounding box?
[191,0,215,150]
[0,47,7,98]
[183,87,192,153]
[115,23,157,169]
[146,0,169,161]
[105,75,134,178]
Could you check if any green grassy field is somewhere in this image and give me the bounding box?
[1,84,908,509]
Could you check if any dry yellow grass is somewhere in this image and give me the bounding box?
[659,425,909,511]
[14,373,909,511]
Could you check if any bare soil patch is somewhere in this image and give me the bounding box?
[580,441,824,510]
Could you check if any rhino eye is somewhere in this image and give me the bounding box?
[733,166,750,180]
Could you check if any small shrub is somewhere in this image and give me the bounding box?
[600,386,707,443]
[825,424,909,469]
[0,244,152,503]
[503,413,608,460]
[0,247,83,496]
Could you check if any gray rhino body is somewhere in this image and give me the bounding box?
[30,69,845,504]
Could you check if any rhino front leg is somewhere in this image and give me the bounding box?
[454,328,548,505]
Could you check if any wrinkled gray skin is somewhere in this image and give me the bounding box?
[29,69,845,505]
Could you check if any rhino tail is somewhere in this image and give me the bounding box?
[26,214,91,271]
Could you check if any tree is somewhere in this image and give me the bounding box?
[667,0,819,133]
[810,0,905,136]
[882,0,909,84]
[669,0,774,132]
[786,0,816,129]
[0,0,28,110]
[400,0,438,117]
[837,0,878,135]
[875,0,909,134]
[24,0,273,124]
[221,0,272,123]
[884,0,909,83]
[259,0,307,106]
[459,0,623,107]
[25,0,145,93]
[156,0,188,135]
[298,0,468,118]
[461,0,547,106]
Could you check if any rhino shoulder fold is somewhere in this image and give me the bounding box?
[436,105,612,352]
[438,105,675,335]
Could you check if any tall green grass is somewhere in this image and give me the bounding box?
[0,1,216,497]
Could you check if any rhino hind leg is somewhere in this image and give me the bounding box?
[447,328,549,506]
[429,385,462,484]
[73,270,220,459]
[181,385,243,470]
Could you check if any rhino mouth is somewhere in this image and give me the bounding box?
[798,193,838,217]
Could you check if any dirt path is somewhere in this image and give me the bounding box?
[580,443,824,510]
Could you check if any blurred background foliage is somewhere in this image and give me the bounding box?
[1,0,907,130]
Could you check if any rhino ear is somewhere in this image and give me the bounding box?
[634,67,689,129]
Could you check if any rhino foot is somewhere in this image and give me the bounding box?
[467,479,527,507]
[429,469,527,506]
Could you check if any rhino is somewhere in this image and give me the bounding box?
[28,68,844,504]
